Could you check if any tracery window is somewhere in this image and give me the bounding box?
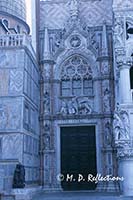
[61,55,93,96]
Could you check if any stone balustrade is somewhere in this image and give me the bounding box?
[0,34,35,57]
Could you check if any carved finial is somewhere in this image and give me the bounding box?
[102,20,108,56]
[69,0,79,19]
[43,26,51,60]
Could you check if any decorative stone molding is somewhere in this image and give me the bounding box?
[117,147,133,158]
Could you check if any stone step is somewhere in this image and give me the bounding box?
[32,192,133,200]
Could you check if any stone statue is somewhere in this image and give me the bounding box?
[104,121,112,146]
[44,123,50,133]
[113,108,130,144]
[13,163,25,188]
[103,88,110,112]
[121,111,130,140]
[44,91,50,114]
[114,18,124,47]
[44,135,50,150]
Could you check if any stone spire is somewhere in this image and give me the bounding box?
[102,21,108,56]
[43,26,51,61]
[69,0,79,20]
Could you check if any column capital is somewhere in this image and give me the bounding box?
[117,58,132,69]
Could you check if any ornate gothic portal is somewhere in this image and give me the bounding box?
[41,2,117,189]
[1,0,133,199]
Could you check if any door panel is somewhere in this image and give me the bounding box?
[61,126,97,190]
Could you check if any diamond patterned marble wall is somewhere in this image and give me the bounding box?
[40,0,113,29]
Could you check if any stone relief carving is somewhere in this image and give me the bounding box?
[0,52,9,68]
[60,101,68,115]
[113,105,130,147]
[44,135,50,150]
[117,148,133,158]
[70,35,81,48]
[114,18,124,47]
[0,102,21,130]
[48,20,99,57]
[60,97,92,115]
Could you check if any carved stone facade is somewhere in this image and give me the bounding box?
[39,0,116,193]
[0,0,133,199]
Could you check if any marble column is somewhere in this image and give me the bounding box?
[117,149,133,196]
[119,63,131,104]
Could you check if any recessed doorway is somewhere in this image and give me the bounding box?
[61,126,97,191]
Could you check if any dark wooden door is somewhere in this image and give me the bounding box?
[61,126,97,190]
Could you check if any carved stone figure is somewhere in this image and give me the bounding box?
[103,88,110,112]
[60,101,68,115]
[70,35,81,48]
[44,135,50,150]
[113,107,130,145]
[77,97,92,114]
[44,91,50,114]
[68,99,77,114]
[62,97,92,115]
[114,18,124,47]
[13,163,25,188]
[104,121,112,146]
[44,123,50,133]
